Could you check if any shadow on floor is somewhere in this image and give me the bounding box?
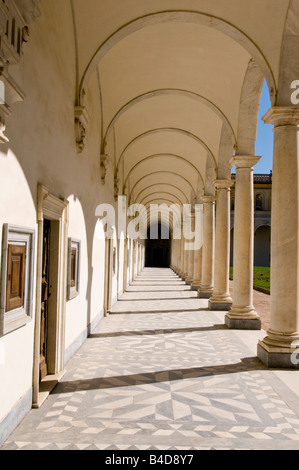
[88,324,227,339]
[118,297,198,302]
[109,308,209,315]
[51,357,265,395]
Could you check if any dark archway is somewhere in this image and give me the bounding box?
[254,225,271,267]
[145,223,171,267]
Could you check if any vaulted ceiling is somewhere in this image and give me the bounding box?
[70,0,291,228]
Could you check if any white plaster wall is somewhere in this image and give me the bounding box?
[0,150,36,420]
[0,0,119,424]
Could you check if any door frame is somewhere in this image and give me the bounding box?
[32,184,68,408]
[104,238,113,316]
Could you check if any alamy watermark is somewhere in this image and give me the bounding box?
[0,80,5,105]
[291,341,299,366]
[290,80,299,105]
[95,196,203,250]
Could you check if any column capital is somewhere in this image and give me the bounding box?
[201,195,216,204]
[214,179,234,191]
[230,155,261,170]
[263,106,299,127]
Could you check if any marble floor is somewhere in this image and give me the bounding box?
[2,268,299,451]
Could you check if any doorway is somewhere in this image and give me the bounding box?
[40,219,50,380]
[33,184,68,408]
[145,223,171,268]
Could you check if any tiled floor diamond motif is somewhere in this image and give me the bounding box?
[2,269,299,450]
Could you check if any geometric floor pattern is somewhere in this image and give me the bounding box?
[2,268,299,450]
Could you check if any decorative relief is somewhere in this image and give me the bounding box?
[100,154,110,185]
[75,106,89,153]
[0,0,41,143]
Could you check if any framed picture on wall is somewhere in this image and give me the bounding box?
[67,238,81,301]
[0,225,35,336]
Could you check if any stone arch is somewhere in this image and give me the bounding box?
[116,128,216,174]
[236,59,265,156]
[139,192,184,207]
[128,171,197,204]
[102,88,236,152]
[123,153,204,192]
[135,183,189,205]
[277,0,299,106]
[78,10,276,107]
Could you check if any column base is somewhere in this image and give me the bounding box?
[198,286,214,299]
[225,310,261,330]
[185,277,193,285]
[209,295,232,311]
[257,341,299,369]
[191,281,201,291]
[257,330,299,368]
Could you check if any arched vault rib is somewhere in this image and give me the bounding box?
[129,171,196,204]
[102,89,236,152]
[135,183,189,205]
[139,192,183,206]
[123,154,204,192]
[78,10,276,107]
[117,128,216,174]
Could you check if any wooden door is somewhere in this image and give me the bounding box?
[6,244,26,312]
[40,219,51,381]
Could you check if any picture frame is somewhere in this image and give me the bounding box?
[0,224,35,336]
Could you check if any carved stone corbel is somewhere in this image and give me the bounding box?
[0,67,26,143]
[114,175,120,201]
[75,106,89,154]
[100,154,110,185]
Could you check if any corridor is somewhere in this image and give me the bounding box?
[2,269,299,451]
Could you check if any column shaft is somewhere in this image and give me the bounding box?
[258,107,299,368]
[198,196,215,298]
[209,181,233,310]
[186,213,195,285]
[191,205,203,291]
[225,156,261,329]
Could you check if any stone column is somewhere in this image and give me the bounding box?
[198,196,215,298]
[129,238,134,283]
[142,245,145,270]
[171,239,177,272]
[182,244,189,282]
[225,155,261,330]
[191,205,203,291]
[178,235,185,278]
[209,180,233,310]
[185,213,195,285]
[133,240,138,280]
[174,239,180,274]
[258,107,299,368]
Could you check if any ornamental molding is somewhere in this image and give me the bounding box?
[263,106,299,127]
[0,0,41,143]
